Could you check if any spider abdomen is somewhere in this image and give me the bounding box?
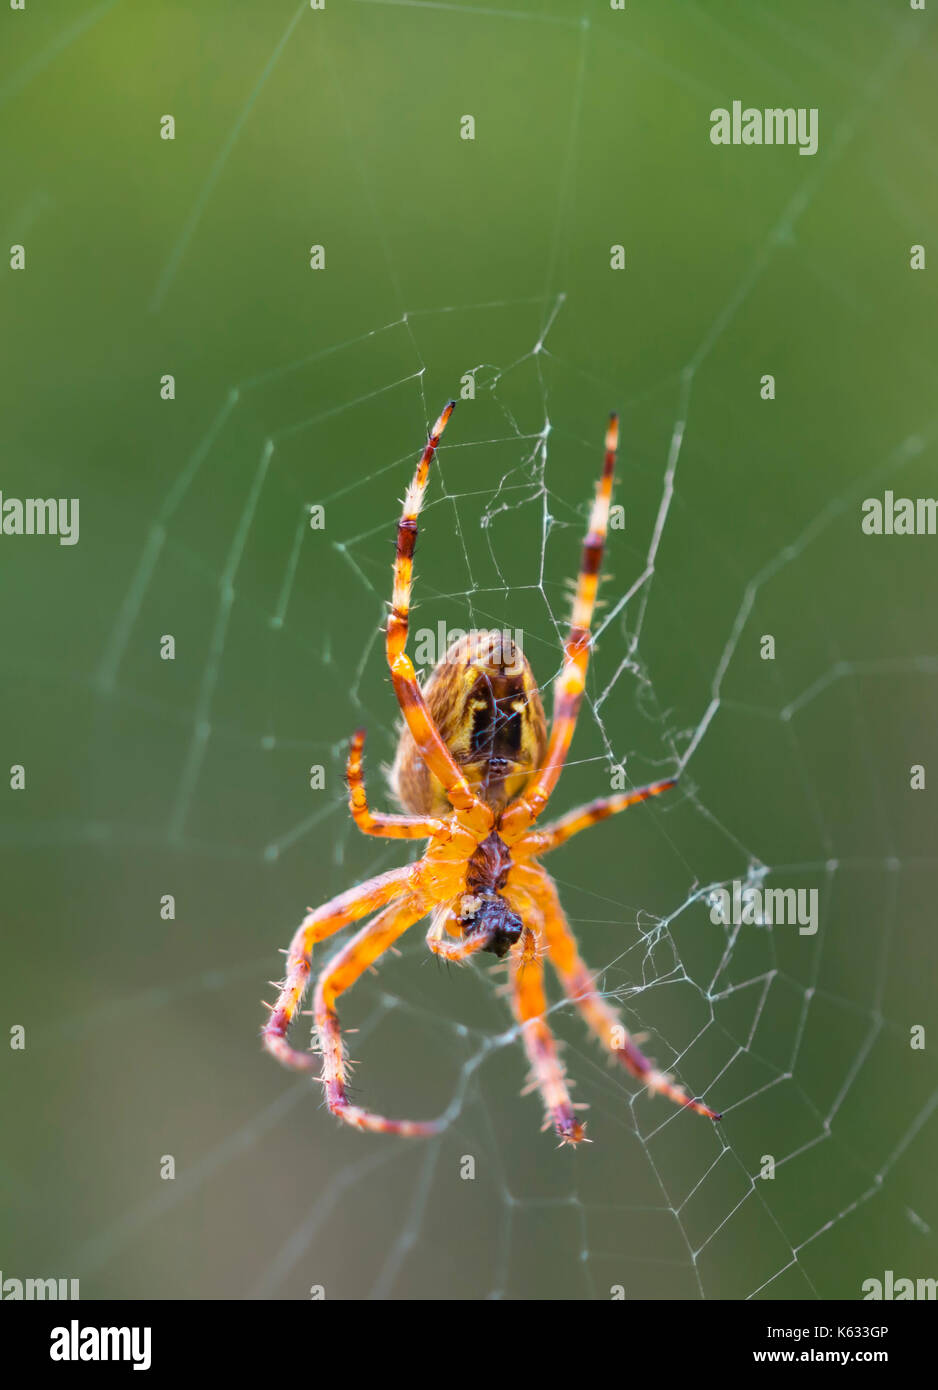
[390,629,547,815]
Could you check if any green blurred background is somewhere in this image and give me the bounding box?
[2,0,936,1300]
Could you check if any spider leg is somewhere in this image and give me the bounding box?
[501,415,619,842]
[425,905,498,962]
[262,866,413,1072]
[386,402,489,828]
[315,894,444,1136]
[347,729,445,838]
[508,925,587,1146]
[518,865,721,1121]
[520,778,677,856]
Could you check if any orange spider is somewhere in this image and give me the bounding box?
[262,404,721,1143]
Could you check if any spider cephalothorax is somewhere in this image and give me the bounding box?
[458,830,523,957]
[262,404,721,1143]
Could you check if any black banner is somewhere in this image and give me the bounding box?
[1,1300,931,1376]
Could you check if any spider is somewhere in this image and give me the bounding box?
[262,403,721,1143]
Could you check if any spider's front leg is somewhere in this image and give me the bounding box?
[262,866,412,1072]
[518,865,721,1121]
[508,925,587,1146]
[314,893,445,1136]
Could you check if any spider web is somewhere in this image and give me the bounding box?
[3,0,938,1302]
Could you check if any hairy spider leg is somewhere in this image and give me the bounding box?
[314,894,444,1136]
[347,729,445,838]
[521,777,678,856]
[425,908,502,961]
[386,401,490,832]
[508,924,586,1146]
[501,414,619,842]
[518,864,721,1121]
[262,866,413,1072]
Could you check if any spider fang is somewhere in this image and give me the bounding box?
[458,890,524,959]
